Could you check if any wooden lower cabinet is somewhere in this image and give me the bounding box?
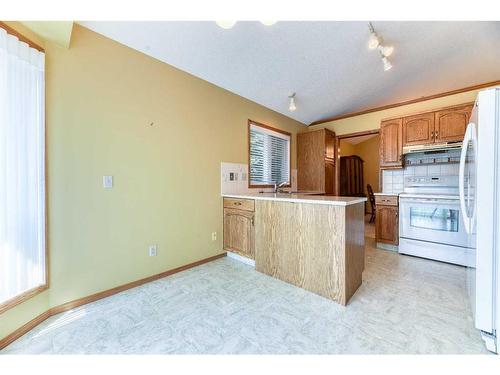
[375,195,399,245]
[375,205,399,245]
[223,199,255,259]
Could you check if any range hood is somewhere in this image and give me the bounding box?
[402,141,463,155]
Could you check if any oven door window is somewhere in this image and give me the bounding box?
[409,207,459,232]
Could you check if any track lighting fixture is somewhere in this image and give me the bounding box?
[368,22,394,71]
[288,93,297,112]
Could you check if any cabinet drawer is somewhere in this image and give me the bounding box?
[223,198,255,212]
[375,195,398,206]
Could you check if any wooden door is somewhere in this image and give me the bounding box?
[375,205,399,245]
[297,130,325,192]
[380,118,403,169]
[434,104,473,143]
[223,208,255,258]
[325,160,335,195]
[402,112,435,146]
[324,130,336,160]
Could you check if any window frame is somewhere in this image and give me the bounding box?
[247,119,292,189]
[0,23,48,315]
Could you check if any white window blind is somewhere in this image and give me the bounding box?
[249,123,290,186]
[0,27,46,304]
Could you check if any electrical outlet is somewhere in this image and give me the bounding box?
[211,232,217,241]
[103,175,113,189]
[148,245,157,257]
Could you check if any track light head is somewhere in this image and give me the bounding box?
[382,57,393,71]
[288,93,297,112]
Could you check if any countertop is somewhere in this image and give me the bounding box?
[222,193,367,206]
[374,192,400,196]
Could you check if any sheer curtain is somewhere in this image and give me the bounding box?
[0,27,46,303]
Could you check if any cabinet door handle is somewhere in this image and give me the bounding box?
[251,217,254,226]
[435,131,439,138]
[235,202,242,206]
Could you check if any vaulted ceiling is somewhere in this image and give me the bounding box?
[79,21,500,125]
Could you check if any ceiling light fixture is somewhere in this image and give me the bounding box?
[368,22,394,71]
[215,21,277,29]
[288,93,297,112]
[215,21,237,29]
[378,45,394,57]
[381,56,393,71]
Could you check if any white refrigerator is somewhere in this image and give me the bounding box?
[460,87,500,353]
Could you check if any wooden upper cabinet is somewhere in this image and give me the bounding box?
[402,112,435,146]
[297,131,325,192]
[434,104,473,143]
[325,130,335,160]
[297,129,336,193]
[324,160,335,195]
[380,118,403,169]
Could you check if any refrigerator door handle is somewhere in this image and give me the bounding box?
[459,124,472,233]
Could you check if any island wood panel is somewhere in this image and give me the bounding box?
[254,200,365,305]
[344,203,365,302]
[255,200,345,303]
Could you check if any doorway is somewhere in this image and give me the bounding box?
[337,130,380,239]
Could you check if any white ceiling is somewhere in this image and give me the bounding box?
[79,21,500,125]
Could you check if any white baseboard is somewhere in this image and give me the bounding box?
[226,251,255,267]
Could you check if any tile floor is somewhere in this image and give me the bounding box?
[1,238,489,354]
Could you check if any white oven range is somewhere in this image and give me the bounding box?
[398,175,475,267]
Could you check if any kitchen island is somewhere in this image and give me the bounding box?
[222,193,367,305]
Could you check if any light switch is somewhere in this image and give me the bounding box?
[103,175,113,189]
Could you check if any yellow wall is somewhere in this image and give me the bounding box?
[0,23,304,340]
[338,139,356,157]
[21,21,73,48]
[311,90,489,136]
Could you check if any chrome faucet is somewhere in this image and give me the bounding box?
[273,181,289,193]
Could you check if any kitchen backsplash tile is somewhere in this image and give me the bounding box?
[382,162,460,194]
[221,162,297,195]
